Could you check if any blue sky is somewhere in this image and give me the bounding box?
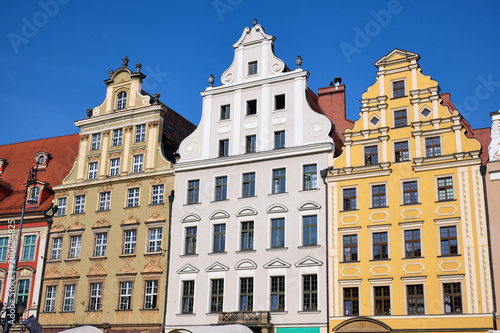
[1,0,499,144]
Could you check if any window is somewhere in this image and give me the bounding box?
[421,107,432,117]
[123,230,136,255]
[248,61,257,75]
[374,286,391,315]
[246,135,256,153]
[109,158,120,176]
[22,235,36,261]
[443,283,462,313]
[94,233,107,257]
[219,139,229,157]
[135,124,146,142]
[152,185,164,205]
[99,192,110,211]
[213,224,226,253]
[241,222,254,251]
[17,279,30,303]
[44,286,56,312]
[182,280,195,314]
[127,188,140,207]
[437,177,454,201]
[69,235,81,258]
[344,287,359,316]
[274,94,285,110]
[215,176,227,201]
[405,230,421,258]
[51,237,62,260]
[0,238,8,261]
[303,164,317,190]
[91,133,101,150]
[394,109,408,127]
[372,185,386,208]
[148,228,162,252]
[440,226,458,255]
[395,141,410,162]
[57,197,67,216]
[89,283,102,311]
[373,232,388,260]
[246,99,257,115]
[117,91,127,110]
[63,285,76,311]
[272,168,286,194]
[403,181,418,204]
[144,280,158,309]
[426,137,441,157]
[303,275,318,311]
[210,279,224,313]
[274,131,285,149]
[303,216,317,246]
[343,188,357,211]
[343,235,358,262]
[240,277,253,311]
[74,195,85,214]
[133,154,143,173]
[187,180,200,204]
[365,146,378,165]
[88,162,98,179]
[220,105,230,120]
[242,173,255,197]
[393,80,405,98]
[28,186,40,203]
[407,284,424,314]
[185,226,197,255]
[119,281,132,310]
[271,218,285,248]
[271,276,285,311]
[112,128,123,146]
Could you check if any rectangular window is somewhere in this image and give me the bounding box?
[242,173,255,197]
[444,283,462,313]
[220,105,230,120]
[182,280,195,314]
[219,139,229,157]
[372,185,386,208]
[144,280,158,309]
[44,286,56,312]
[213,224,226,253]
[91,133,101,150]
[0,237,8,262]
[374,286,391,315]
[365,146,378,165]
[185,226,197,255]
[109,158,120,176]
[343,188,357,211]
[246,99,257,115]
[74,195,85,214]
[63,285,76,312]
[344,287,359,316]
[127,188,140,207]
[241,221,254,251]
[405,229,421,258]
[57,197,67,215]
[274,131,285,149]
[210,279,224,313]
[215,176,228,201]
[426,137,441,157]
[133,154,143,173]
[152,184,164,205]
[303,275,318,311]
[240,277,253,311]
[69,235,81,258]
[271,276,285,311]
[272,168,286,194]
[437,177,454,201]
[403,181,418,204]
[303,164,317,190]
[274,94,285,110]
[394,109,408,128]
[343,235,358,262]
[440,226,458,255]
[303,216,317,246]
[94,233,107,257]
[88,162,98,179]
[99,192,110,211]
[187,180,200,204]
[28,186,40,203]
[119,281,132,310]
[373,232,388,260]
[393,80,405,98]
[112,128,123,146]
[17,279,30,303]
[89,283,102,311]
[395,141,410,162]
[271,218,285,248]
[246,135,256,153]
[51,237,62,260]
[22,235,36,261]
[148,228,162,252]
[123,230,136,255]
[407,284,424,314]
[248,61,258,75]
[135,124,146,142]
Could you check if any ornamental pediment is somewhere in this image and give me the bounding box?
[295,256,323,267]
[264,258,291,269]
[235,259,257,270]
[209,210,230,220]
[206,262,229,272]
[177,264,199,274]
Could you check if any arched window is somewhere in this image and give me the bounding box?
[117,91,127,110]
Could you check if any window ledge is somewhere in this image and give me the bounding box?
[124,206,140,209]
[340,260,360,264]
[236,250,256,254]
[184,202,201,206]
[438,254,461,258]
[176,313,195,316]
[400,203,421,206]
[393,160,411,164]
[269,192,288,196]
[209,252,227,256]
[266,247,288,252]
[298,245,320,249]
[403,257,423,260]
[435,199,457,203]
[300,188,320,192]
[70,213,85,217]
[392,125,411,129]
[239,195,257,199]
[84,310,103,313]
[140,308,159,312]
[298,310,321,314]
[370,206,389,210]
[119,254,136,258]
[370,259,390,262]
[340,209,359,213]
[60,311,75,314]
[391,95,407,100]
[64,258,81,262]
[211,199,229,203]
[115,309,133,312]
[47,259,62,263]
[149,203,165,207]
[180,254,199,258]
[96,209,110,213]
[271,310,288,314]
[89,256,107,260]
[144,252,162,256]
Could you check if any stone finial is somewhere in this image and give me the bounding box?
[136,62,142,73]
[86,108,93,118]
[296,55,302,68]
[109,69,114,78]
[253,19,258,26]
[122,56,129,67]
[208,74,215,87]
[152,93,160,105]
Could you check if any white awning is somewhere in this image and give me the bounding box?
[59,326,103,333]
[169,324,253,333]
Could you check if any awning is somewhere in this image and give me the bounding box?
[169,324,253,333]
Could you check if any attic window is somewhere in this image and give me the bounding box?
[248,61,258,76]
[27,186,40,205]
[34,152,50,169]
[370,116,380,126]
[36,156,45,166]
[117,91,127,110]
[421,108,431,118]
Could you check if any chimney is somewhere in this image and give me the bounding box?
[318,77,352,140]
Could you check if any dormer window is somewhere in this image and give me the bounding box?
[33,152,50,169]
[248,61,258,76]
[36,156,45,166]
[117,91,127,110]
[0,159,6,174]
[27,186,40,205]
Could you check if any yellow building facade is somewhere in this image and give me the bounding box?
[326,49,493,333]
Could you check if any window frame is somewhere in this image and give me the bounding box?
[62,284,76,312]
[118,281,133,311]
[93,232,108,257]
[270,218,285,249]
[246,99,257,116]
[302,274,318,311]
[50,237,63,260]
[57,197,67,216]
[219,139,229,157]
[187,179,200,204]
[274,130,285,149]
[245,135,256,153]
[271,168,286,194]
[400,221,424,259]
[127,188,140,208]
[239,277,254,311]
[117,91,127,110]
[88,161,98,180]
[44,285,57,312]
[302,215,317,246]
[210,278,224,313]
[438,275,464,314]
[132,154,144,173]
[364,145,379,165]
[340,228,360,263]
[373,285,391,315]
[99,191,111,211]
[91,133,101,151]
[109,158,120,176]
[212,224,226,253]
[16,278,31,304]
[184,226,197,255]
[370,183,387,208]
[123,229,137,255]
[68,234,82,259]
[393,140,410,163]
[248,61,258,76]
[341,186,358,211]
[303,164,318,191]
[391,78,406,99]
[393,108,408,128]
[274,94,286,110]
[435,174,455,202]
[21,234,37,261]
[401,179,420,205]
[240,221,254,251]
[369,225,390,261]
[135,124,146,143]
[148,227,163,253]
[88,282,103,311]
[343,287,360,316]
[242,172,256,198]
[74,195,85,214]
[144,280,159,310]
[112,128,123,146]
[270,276,285,312]
[425,136,442,157]
[340,280,361,316]
[220,104,230,120]
[0,237,8,262]
[151,184,164,205]
[214,176,228,201]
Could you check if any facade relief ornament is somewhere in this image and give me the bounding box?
[44,267,60,279]
[87,155,100,162]
[124,126,133,133]
[142,260,162,274]
[68,221,85,231]
[489,118,500,161]
[121,216,139,225]
[131,147,146,154]
[18,268,33,277]
[88,262,107,276]
[80,134,89,142]
[146,214,165,223]
[109,152,121,158]
[74,188,87,195]
[50,224,65,233]
[127,180,141,187]
[148,120,160,128]
[63,268,80,278]
[117,263,137,275]
[98,184,113,192]
[150,177,166,185]
[102,130,110,137]
[92,220,110,229]
[57,191,69,198]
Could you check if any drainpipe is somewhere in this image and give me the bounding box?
[162,191,174,333]
[321,167,333,333]
[35,208,54,320]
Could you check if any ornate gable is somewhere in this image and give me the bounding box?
[295,256,323,267]
[206,262,230,272]
[263,258,291,269]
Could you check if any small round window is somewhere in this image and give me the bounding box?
[37,155,45,166]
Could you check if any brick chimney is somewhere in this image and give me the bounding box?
[318,78,354,140]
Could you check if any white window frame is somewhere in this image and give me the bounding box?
[74,195,85,214]
[183,223,198,255]
[401,276,427,315]
[271,167,287,194]
[44,285,57,312]
[339,279,362,316]
[151,184,164,205]
[370,182,388,208]
[109,158,120,176]
[247,61,258,76]
[57,197,67,216]
[112,128,123,146]
[68,234,82,259]
[144,280,159,309]
[122,229,137,255]
[119,281,133,310]
[99,191,111,211]
[438,274,464,314]
[339,227,361,263]
[127,188,140,207]
[400,178,420,205]
[214,175,228,201]
[94,233,107,257]
[89,282,103,311]
[302,163,318,191]
[187,179,200,204]
[393,139,411,163]
[88,162,98,179]
[390,77,407,99]
[148,227,163,253]
[399,221,424,259]
[50,237,63,260]
[368,224,391,260]
[434,174,456,202]
[340,185,359,211]
[133,154,143,173]
[62,284,76,312]
[91,133,101,150]
[135,124,146,142]
[241,171,256,198]
[117,91,127,110]
[435,218,460,256]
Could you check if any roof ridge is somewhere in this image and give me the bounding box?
[0,133,79,147]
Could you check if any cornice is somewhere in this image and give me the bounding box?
[412,157,481,172]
